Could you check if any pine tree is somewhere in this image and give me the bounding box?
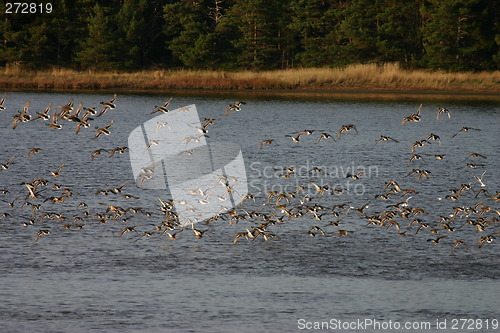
[375,0,423,67]
[74,4,118,70]
[44,0,81,67]
[288,0,334,67]
[224,0,287,69]
[115,0,166,69]
[421,0,497,70]
[163,0,220,68]
[0,14,17,65]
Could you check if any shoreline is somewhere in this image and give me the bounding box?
[2,86,498,103]
[1,63,498,101]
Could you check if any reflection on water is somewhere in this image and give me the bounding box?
[0,92,498,332]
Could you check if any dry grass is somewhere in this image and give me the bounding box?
[0,63,498,92]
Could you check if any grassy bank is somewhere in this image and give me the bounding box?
[0,63,498,92]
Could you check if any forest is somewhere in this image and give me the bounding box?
[0,0,498,72]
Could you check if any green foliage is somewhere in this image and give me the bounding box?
[222,0,284,69]
[0,0,497,71]
[164,1,219,68]
[421,0,498,70]
[74,4,118,70]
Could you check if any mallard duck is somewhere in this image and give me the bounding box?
[1,153,16,170]
[259,139,274,149]
[119,226,137,237]
[35,229,51,242]
[50,163,65,177]
[96,94,117,117]
[12,101,31,129]
[225,101,246,116]
[424,153,446,160]
[375,135,399,144]
[402,104,422,125]
[46,108,62,129]
[451,126,481,138]
[31,103,52,121]
[150,97,173,114]
[317,132,336,143]
[427,236,447,245]
[426,133,441,145]
[90,148,108,160]
[66,102,83,122]
[91,120,114,139]
[75,115,93,134]
[408,154,426,166]
[437,107,451,120]
[451,240,467,252]
[0,93,7,111]
[109,146,128,157]
[155,121,171,135]
[337,124,358,139]
[27,148,41,159]
[465,152,487,160]
[411,139,429,152]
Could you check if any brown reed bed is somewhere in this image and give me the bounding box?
[0,63,498,92]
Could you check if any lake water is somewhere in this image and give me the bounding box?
[0,91,499,332]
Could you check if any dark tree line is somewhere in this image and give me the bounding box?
[0,0,498,71]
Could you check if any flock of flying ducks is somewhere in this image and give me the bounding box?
[0,95,498,251]
[249,104,497,250]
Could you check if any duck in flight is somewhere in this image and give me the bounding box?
[0,93,6,111]
[407,154,426,166]
[375,135,399,144]
[12,101,31,129]
[286,129,317,143]
[35,229,51,242]
[27,148,41,159]
[411,139,430,153]
[1,153,16,170]
[424,153,446,160]
[337,124,358,139]
[427,235,447,245]
[473,170,487,187]
[465,152,487,160]
[317,132,336,143]
[426,133,441,145]
[225,101,246,116]
[437,107,451,120]
[75,114,94,134]
[156,121,171,135]
[285,134,301,143]
[109,146,128,157]
[402,104,422,125]
[406,169,431,181]
[259,139,274,149]
[96,94,117,117]
[65,102,84,123]
[57,98,74,120]
[452,239,467,252]
[46,108,63,129]
[50,163,66,177]
[91,120,115,139]
[346,170,367,180]
[451,127,481,138]
[31,103,52,121]
[91,148,108,161]
[150,97,173,114]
